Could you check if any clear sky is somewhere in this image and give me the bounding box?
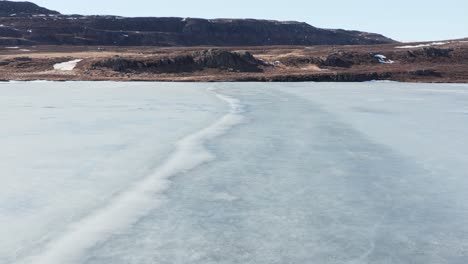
[14,0,468,42]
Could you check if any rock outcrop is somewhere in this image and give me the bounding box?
[93,49,265,73]
[192,49,263,72]
[93,56,197,73]
[403,48,454,59]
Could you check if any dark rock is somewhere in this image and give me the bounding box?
[398,48,453,61]
[421,47,453,58]
[321,54,353,68]
[304,51,372,68]
[409,69,442,77]
[406,50,417,58]
[93,57,137,72]
[267,72,393,82]
[0,27,21,38]
[0,1,396,46]
[193,49,262,72]
[93,55,197,73]
[13,57,32,61]
[0,1,59,16]
[92,49,264,73]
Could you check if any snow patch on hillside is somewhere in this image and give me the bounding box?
[374,54,394,64]
[53,59,83,71]
[396,42,450,49]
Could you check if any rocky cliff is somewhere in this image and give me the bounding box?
[0,1,396,46]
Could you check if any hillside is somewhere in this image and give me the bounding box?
[0,0,59,16]
[0,1,395,46]
[2,1,466,83]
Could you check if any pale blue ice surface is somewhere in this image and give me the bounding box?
[1,82,468,264]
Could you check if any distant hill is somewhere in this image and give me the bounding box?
[0,1,396,46]
[0,0,59,16]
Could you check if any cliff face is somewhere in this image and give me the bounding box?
[0,1,396,46]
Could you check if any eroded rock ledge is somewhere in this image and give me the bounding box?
[92,49,268,73]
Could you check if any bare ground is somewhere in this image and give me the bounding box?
[0,40,467,82]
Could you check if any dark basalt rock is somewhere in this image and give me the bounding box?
[321,54,353,68]
[298,52,376,68]
[0,1,396,46]
[398,48,454,64]
[93,58,139,72]
[266,72,393,82]
[421,47,453,58]
[405,48,453,58]
[409,69,442,77]
[0,1,59,16]
[93,49,265,73]
[13,57,32,61]
[192,49,262,72]
[93,56,197,73]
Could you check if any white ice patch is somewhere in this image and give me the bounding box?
[5,46,19,49]
[53,59,83,71]
[395,42,450,49]
[18,89,245,264]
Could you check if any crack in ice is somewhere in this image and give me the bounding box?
[18,88,245,264]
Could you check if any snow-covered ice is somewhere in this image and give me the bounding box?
[53,59,83,71]
[1,82,468,264]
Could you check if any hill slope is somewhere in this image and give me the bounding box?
[0,1,396,46]
[0,0,59,16]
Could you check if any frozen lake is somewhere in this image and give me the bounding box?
[1,81,468,264]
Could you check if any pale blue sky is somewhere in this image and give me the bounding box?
[16,0,468,42]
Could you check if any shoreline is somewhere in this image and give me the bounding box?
[2,79,467,84]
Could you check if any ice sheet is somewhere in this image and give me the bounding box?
[20,88,245,264]
[0,82,225,263]
[1,82,468,264]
